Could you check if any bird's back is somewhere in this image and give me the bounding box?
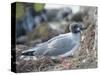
[43,33,79,56]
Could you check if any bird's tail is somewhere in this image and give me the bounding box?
[21,50,35,56]
[21,47,38,56]
[21,42,47,56]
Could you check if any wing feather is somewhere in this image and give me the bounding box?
[43,33,77,56]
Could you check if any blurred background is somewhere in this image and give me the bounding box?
[15,2,97,72]
[16,3,81,45]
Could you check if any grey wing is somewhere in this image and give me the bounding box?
[44,37,77,56]
[34,34,68,56]
[47,34,67,43]
[22,42,48,56]
[34,42,48,56]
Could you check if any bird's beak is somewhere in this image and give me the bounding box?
[80,26,87,31]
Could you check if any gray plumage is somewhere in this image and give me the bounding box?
[21,23,86,59]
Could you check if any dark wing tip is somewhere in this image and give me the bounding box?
[21,51,35,56]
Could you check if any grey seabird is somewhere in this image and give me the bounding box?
[21,23,86,60]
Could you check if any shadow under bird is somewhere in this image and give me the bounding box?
[21,23,87,59]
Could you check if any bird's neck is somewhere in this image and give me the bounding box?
[71,32,81,42]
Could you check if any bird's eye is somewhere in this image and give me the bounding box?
[73,25,78,29]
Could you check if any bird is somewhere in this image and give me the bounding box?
[21,22,87,60]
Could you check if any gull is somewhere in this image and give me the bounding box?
[21,23,86,60]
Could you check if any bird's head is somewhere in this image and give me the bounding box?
[69,23,87,33]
